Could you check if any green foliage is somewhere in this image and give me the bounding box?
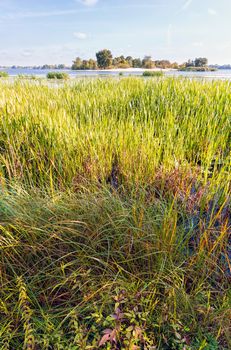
[132,58,142,68]
[72,57,98,70]
[0,185,230,349]
[117,62,130,69]
[155,60,173,69]
[0,77,230,349]
[0,77,230,190]
[46,71,70,79]
[142,56,155,69]
[195,57,208,67]
[0,71,9,77]
[96,49,113,69]
[192,334,219,350]
[184,57,210,70]
[73,50,179,70]
[142,70,164,77]
[42,64,67,69]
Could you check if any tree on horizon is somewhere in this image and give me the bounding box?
[96,49,113,69]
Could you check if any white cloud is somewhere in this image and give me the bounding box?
[79,0,99,6]
[182,0,193,10]
[73,31,87,39]
[208,8,217,16]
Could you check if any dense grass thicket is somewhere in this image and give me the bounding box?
[0,77,230,349]
[47,72,70,80]
[143,71,164,77]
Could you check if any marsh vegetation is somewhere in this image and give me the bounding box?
[0,77,230,349]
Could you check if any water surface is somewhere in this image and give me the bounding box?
[1,68,231,80]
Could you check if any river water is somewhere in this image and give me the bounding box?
[1,68,231,80]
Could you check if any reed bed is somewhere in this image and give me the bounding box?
[0,77,230,349]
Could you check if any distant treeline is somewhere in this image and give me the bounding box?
[10,64,70,70]
[71,50,217,70]
[2,52,230,71]
[210,64,231,70]
[72,49,180,70]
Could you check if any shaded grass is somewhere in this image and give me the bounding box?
[0,184,230,349]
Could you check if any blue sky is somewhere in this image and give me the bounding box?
[0,0,230,65]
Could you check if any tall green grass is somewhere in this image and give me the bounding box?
[0,77,230,349]
[0,78,230,192]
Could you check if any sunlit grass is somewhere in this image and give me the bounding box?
[0,78,230,191]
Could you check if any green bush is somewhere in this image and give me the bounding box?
[143,70,164,77]
[47,72,70,80]
[0,71,9,77]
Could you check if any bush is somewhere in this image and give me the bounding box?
[47,72,70,80]
[142,70,164,77]
[117,63,130,69]
[0,71,9,78]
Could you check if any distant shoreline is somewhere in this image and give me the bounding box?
[1,66,231,72]
[0,67,175,72]
[1,67,231,81]
[179,67,217,72]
